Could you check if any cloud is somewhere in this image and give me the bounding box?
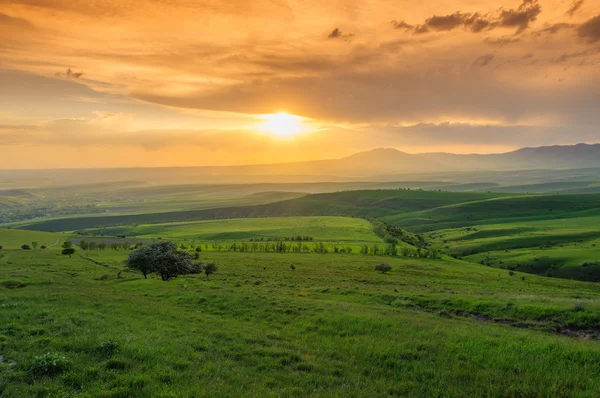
[397,0,543,36]
[566,0,585,17]
[536,23,576,35]
[0,11,33,29]
[55,68,84,79]
[471,54,495,68]
[498,0,542,33]
[578,15,600,43]
[484,37,521,47]
[327,28,354,41]
[391,20,414,31]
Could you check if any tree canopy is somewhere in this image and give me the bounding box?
[125,241,201,281]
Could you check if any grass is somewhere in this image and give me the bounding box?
[3,243,600,396]
[79,216,381,242]
[0,228,63,249]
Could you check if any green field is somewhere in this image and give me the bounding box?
[79,217,380,242]
[4,240,600,396]
[0,229,63,249]
[5,184,600,395]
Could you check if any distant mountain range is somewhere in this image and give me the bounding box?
[2,143,600,187]
[197,143,600,176]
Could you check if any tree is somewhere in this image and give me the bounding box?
[203,262,218,280]
[40,245,47,250]
[290,264,296,272]
[0,245,3,250]
[61,241,73,250]
[32,241,38,250]
[375,263,392,274]
[21,244,31,250]
[62,248,76,257]
[125,241,195,281]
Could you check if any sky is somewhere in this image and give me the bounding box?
[1,0,600,168]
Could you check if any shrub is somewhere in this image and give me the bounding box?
[509,271,515,277]
[29,352,70,377]
[21,244,31,250]
[62,248,76,257]
[188,262,204,274]
[203,262,218,280]
[375,264,392,274]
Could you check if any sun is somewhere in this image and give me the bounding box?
[260,112,305,138]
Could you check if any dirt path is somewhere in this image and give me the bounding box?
[48,238,61,248]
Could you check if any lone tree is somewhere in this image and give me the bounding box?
[203,262,218,280]
[62,241,73,250]
[375,263,392,274]
[290,264,296,272]
[40,245,47,250]
[125,241,196,281]
[32,241,38,250]
[21,244,31,250]
[62,248,76,257]
[0,245,3,250]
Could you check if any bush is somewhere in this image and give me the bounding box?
[203,262,218,280]
[188,262,204,274]
[29,352,70,377]
[21,244,31,250]
[62,248,76,256]
[375,264,392,274]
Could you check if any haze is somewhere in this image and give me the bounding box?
[1,0,600,168]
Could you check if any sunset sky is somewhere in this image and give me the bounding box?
[1,0,599,168]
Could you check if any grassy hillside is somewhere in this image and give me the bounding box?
[15,190,500,232]
[78,217,381,243]
[0,228,63,249]
[3,238,600,396]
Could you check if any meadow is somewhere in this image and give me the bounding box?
[4,184,600,396]
[3,241,600,397]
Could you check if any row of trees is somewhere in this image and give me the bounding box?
[248,236,314,242]
[20,242,47,250]
[360,244,442,259]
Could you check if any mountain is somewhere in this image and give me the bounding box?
[1,144,600,187]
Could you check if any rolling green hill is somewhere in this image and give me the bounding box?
[4,229,600,396]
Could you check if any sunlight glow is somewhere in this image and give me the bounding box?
[260,112,305,138]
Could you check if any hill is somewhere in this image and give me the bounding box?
[2,144,600,186]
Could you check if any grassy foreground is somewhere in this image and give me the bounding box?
[3,244,600,396]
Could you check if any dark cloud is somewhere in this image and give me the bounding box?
[484,37,521,47]
[536,23,576,35]
[553,47,600,63]
[55,68,84,79]
[578,14,600,43]
[498,0,542,33]
[328,28,354,41]
[396,0,543,36]
[566,0,584,17]
[391,20,413,31]
[411,12,491,34]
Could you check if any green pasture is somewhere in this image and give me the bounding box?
[3,245,600,396]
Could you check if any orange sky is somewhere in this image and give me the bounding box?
[1,0,600,168]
